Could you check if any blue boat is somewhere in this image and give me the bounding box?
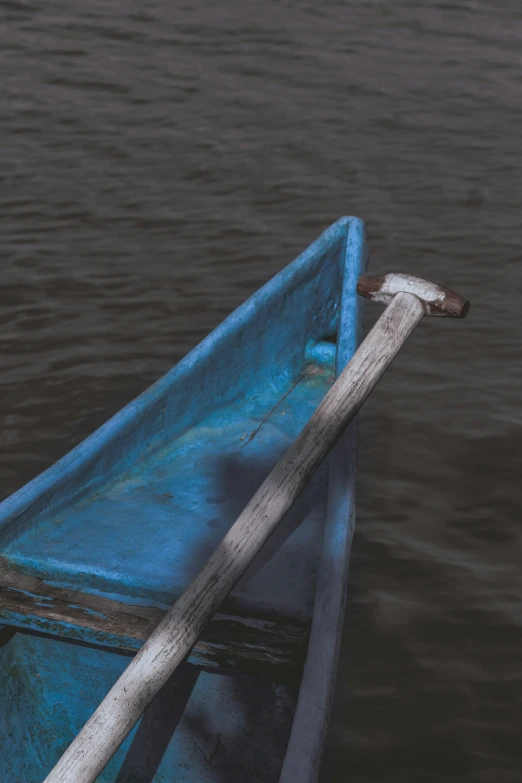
[0,217,367,782]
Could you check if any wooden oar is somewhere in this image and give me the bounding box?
[42,273,469,783]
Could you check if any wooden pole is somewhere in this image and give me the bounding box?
[43,291,424,783]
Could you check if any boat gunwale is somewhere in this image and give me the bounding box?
[279,216,367,782]
[0,217,356,544]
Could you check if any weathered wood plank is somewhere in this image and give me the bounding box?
[0,558,307,678]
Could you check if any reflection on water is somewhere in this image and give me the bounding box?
[1,1,521,780]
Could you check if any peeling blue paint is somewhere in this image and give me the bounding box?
[67,604,107,619]
[5,587,52,602]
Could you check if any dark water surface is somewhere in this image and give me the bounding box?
[1,0,521,779]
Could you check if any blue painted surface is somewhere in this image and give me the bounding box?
[0,217,367,781]
[0,632,295,782]
[304,340,337,367]
[0,219,347,545]
[5,374,333,622]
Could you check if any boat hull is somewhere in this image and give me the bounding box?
[0,217,367,781]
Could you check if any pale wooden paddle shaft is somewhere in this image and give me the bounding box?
[43,291,424,783]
